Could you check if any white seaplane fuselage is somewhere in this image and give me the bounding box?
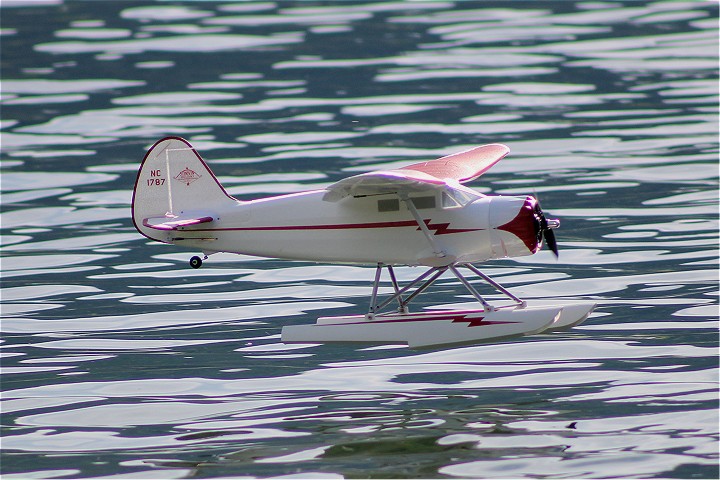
[140,188,536,267]
[133,137,541,267]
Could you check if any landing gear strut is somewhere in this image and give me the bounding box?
[366,262,526,318]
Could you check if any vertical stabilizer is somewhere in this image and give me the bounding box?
[131,136,238,242]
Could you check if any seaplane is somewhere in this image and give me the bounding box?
[132,137,595,348]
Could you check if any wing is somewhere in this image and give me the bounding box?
[400,143,509,182]
[323,144,509,202]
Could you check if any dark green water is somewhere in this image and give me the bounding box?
[1,1,718,478]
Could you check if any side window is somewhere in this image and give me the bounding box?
[378,198,400,212]
[411,196,436,209]
[378,196,438,212]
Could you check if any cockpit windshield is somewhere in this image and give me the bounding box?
[441,185,483,208]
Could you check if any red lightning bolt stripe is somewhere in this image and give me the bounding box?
[185,219,483,235]
[317,313,518,327]
[418,219,483,236]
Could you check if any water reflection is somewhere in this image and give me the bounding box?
[1,1,717,478]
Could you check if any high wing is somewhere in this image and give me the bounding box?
[323,143,509,202]
[400,143,509,182]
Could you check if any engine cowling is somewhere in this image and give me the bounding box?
[490,195,559,258]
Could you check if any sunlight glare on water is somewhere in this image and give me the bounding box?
[1,1,718,479]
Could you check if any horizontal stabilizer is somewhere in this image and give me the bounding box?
[143,215,214,231]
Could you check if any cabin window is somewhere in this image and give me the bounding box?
[378,196,436,212]
[378,198,400,212]
[441,188,480,208]
[441,191,461,208]
[410,196,436,210]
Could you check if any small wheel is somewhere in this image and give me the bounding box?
[189,256,202,269]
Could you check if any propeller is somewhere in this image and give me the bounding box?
[533,198,560,258]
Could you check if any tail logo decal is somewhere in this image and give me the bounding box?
[175,167,201,186]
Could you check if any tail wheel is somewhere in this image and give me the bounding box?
[189,256,203,269]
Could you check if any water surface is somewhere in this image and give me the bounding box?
[1,1,718,478]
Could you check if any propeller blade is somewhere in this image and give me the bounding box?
[533,196,559,258]
[544,228,559,258]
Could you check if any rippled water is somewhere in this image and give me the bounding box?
[1,1,718,478]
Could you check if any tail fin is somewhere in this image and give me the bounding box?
[132,136,238,242]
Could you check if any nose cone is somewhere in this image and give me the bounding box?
[497,196,542,254]
[496,195,560,256]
